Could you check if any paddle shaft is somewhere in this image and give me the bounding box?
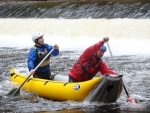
[10,48,55,97]
[106,42,131,98]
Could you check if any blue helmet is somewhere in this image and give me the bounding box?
[100,45,107,52]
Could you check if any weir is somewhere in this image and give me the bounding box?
[0,1,150,18]
[0,0,150,3]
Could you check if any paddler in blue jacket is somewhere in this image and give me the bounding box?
[28,32,59,80]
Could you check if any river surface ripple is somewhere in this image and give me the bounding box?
[0,47,150,113]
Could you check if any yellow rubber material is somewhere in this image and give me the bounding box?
[10,68,102,101]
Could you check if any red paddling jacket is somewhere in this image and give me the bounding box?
[68,41,116,82]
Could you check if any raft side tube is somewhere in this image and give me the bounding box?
[53,74,68,82]
[83,74,123,103]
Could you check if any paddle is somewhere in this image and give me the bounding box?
[106,42,137,103]
[7,48,54,97]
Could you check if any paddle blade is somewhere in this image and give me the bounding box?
[127,95,137,103]
[7,88,20,97]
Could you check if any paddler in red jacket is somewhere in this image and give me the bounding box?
[68,37,117,82]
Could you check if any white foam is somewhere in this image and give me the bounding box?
[0,18,150,56]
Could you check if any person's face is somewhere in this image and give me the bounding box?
[36,36,44,45]
[97,50,105,58]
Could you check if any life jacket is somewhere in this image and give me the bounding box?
[32,45,51,67]
[77,53,102,81]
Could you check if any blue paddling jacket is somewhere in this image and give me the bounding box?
[27,43,59,72]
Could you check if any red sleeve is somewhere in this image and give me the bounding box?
[100,62,117,75]
[79,41,104,60]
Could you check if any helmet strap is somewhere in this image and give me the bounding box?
[35,39,43,47]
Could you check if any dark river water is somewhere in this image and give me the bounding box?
[0,47,150,112]
[0,0,150,113]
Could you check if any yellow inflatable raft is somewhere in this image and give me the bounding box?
[10,68,123,103]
